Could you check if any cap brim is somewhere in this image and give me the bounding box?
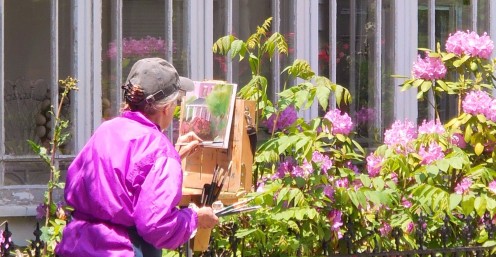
[178,76,195,92]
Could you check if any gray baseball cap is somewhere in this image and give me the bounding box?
[124,57,194,105]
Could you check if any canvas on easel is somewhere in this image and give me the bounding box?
[179,80,237,149]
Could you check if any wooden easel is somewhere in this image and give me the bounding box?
[180,99,255,205]
[179,99,256,252]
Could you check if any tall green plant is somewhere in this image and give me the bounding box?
[28,77,78,256]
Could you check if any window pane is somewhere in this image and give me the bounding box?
[477,0,490,35]
[172,0,189,76]
[102,0,169,121]
[279,0,296,94]
[418,1,483,123]
[320,0,378,147]
[231,0,272,92]
[59,1,75,155]
[4,0,51,155]
[4,161,49,186]
[213,0,228,80]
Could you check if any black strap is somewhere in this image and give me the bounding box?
[244,107,257,157]
[128,227,162,257]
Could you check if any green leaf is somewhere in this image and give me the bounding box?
[420,80,432,92]
[475,143,485,156]
[315,84,331,111]
[436,80,449,91]
[426,165,439,177]
[449,193,462,210]
[436,159,450,172]
[230,40,246,60]
[372,177,385,190]
[474,197,487,217]
[461,195,475,215]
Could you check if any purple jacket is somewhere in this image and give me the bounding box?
[56,111,197,256]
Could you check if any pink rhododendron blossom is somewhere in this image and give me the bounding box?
[450,133,466,148]
[412,54,447,80]
[323,185,335,201]
[291,166,306,178]
[418,119,445,135]
[405,222,415,234]
[344,160,360,174]
[312,151,333,173]
[301,159,314,176]
[419,142,445,165]
[488,180,496,194]
[328,210,343,232]
[402,197,412,208]
[462,90,492,115]
[384,120,417,153]
[335,178,349,188]
[265,105,298,133]
[379,222,392,236]
[455,177,473,195]
[352,179,363,190]
[446,31,494,59]
[107,36,167,59]
[272,157,297,179]
[366,153,383,177]
[390,172,398,184]
[488,100,496,122]
[256,178,266,193]
[324,109,354,135]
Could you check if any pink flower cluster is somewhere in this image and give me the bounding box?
[379,222,392,236]
[419,142,445,165]
[312,151,333,173]
[273,157,312,179]
[107,36,167,59]
[418,119,445,135]
[462,90,496,121]
[265,105,298,133]
[328,209,344,233]
[488,180,496,194]
[384,120,417,152]
[455,177,473,195]
[445,31,494,59]
[450,133,466,148]
[324,109,354,135]
[412,54,447,80]
[366,153,383,177]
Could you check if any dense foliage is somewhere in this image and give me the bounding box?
[211,19,496,256]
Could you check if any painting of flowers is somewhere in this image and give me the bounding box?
[179,81,237,149]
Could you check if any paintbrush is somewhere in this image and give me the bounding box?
[216,205,261,217]
[214,197,254,216]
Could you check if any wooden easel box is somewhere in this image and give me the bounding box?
[180,99,255,196]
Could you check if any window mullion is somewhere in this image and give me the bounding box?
[166,0,173,62]
[472,0,477,31]
[93,0,103,130]
[51,0,59,151]
[349,0,357,115]
[226,0,233,83]
[0,0,4,158]
[272,0,281,99]
[329,0,337,108]
[427,0,435,120]
[374,0,382,134]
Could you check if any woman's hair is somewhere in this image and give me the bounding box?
[120,83,179,116]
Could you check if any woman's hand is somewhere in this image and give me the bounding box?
[175,131,203,158]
